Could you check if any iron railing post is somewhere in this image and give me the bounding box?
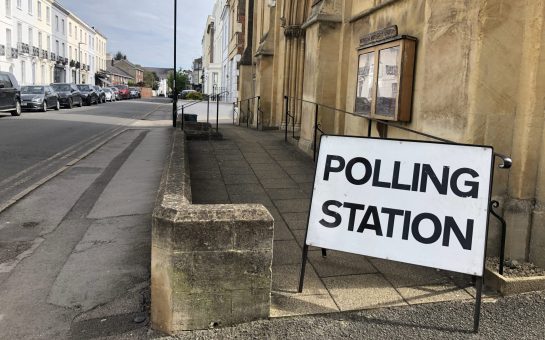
[257,96,261,130]
[207,95,210,125]
[284,96,288,142]
[314,103,318,162]
[216,95,220,132]
[181,105,184,130]
[233,102,235,125]
[247,100,250,128]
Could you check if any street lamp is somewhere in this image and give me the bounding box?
[78,42,86,84]
[172,0,177,127]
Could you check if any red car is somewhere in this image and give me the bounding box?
[114,84,130,99]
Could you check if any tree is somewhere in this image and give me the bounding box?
[114,51,127,60]
[167,68,189,94]
[143,70,159,90]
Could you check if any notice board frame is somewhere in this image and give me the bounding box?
[297,134,496,333]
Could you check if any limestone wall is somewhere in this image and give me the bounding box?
[151,129,274,333]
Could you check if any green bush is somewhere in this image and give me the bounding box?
[186,92,203,100]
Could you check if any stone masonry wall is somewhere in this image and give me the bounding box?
[151,129,274,334]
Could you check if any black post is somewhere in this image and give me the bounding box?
[216,95,219,132]
[367,119,372,137]
[247,100,250,128]
[298,245,309,293]
[233,102,235,125]
[172,0,177,128]
[284,96,288,142]
[257,96,261,130]
[313,103,318,162]
[181,105,184,130]
[207,95,210,124]
[473,277,483,333]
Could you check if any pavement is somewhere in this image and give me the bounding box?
[187,124,484,317]
[157,122,544,339]
[0,99,173,339]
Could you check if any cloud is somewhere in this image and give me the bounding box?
[56,0,215,68]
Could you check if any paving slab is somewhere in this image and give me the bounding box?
[369,258,451,288]
[273,240,303,266]
[274,199,311,213]
[397,284,473,305]
[308,251,378,278]
[323,274,407,311]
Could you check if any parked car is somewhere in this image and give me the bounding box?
[110,87,120,100]
[103,88,115,102]
[93,86,106,103]
[129,87,139,99]
[20,85,60,112]
[76,84,99,105]
[50,83,83,108]
[114,84,130,99]
[0,71,21,116]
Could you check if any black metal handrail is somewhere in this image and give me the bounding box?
[233,96,261,129]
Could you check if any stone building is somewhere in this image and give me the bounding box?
[237,0,545,267]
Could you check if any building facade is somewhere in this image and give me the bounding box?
[0,0,107,85]
[202,14,222,97]
[237,0,545,268]
[191,57,203,91]
[112,58,144,84]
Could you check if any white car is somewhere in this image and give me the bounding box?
[103,88,115,102]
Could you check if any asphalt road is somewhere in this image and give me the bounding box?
[0,98,172,338]
[0,98,171,211]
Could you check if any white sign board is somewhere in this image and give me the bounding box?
[306,136,494,276]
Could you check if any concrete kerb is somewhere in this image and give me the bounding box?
[151,128,274,334]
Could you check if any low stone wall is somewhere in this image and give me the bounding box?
[151,129,274,334]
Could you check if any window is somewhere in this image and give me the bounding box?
[28,0,32,14]
[17,0,21,9]
[62,19,65,34]
[46,6,50,24]
[28,27,32,47]
[69,22,71,36]
[61,42,65,57]
[46,34,50,51]
[38,31,42,48]
[37,1,41,19]
[355,37,416,122]
[17,23,22,43]
[6,0,12,17]
[55,15,59,31]
[55,40,59,55]
[6,29,12,48]
[69,46,71,59]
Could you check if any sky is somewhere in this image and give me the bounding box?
[57,0,215,69]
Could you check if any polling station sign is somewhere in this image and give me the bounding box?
[306,136,494,276]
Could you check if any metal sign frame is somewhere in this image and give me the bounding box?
[298,134,496,333]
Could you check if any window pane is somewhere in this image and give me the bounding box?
[355,52,374,115]
[376,46,400,117]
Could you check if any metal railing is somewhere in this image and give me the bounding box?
[177,91,230,132]
[284,95,512,275]
[233,96,263,130]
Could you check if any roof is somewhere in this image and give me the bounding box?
[106,64,134,79]
[113,59,145,72]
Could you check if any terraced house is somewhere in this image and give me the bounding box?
[0,0,107,85]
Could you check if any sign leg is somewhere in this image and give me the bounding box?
[298,244,309,293]
[321,248,327,257]
[473,276,483,333]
